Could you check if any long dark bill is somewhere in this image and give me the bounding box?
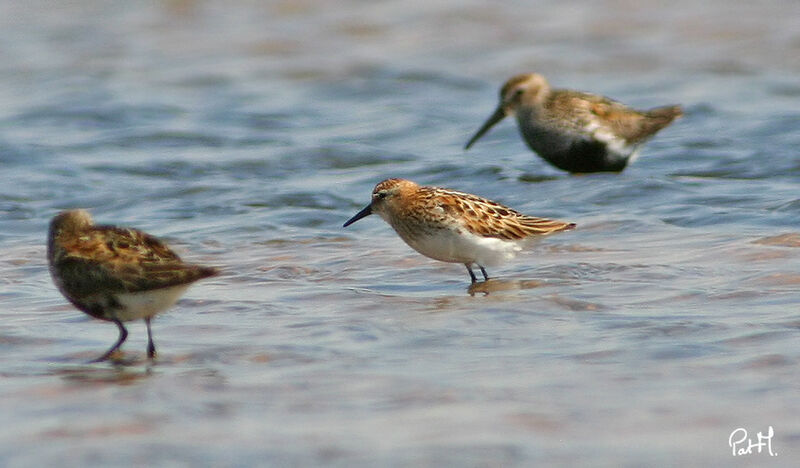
[464,106,507,150]
[343,204,373,227]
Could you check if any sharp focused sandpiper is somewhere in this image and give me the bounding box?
[343,178,575,283]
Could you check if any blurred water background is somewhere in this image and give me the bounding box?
[1,0,799,466]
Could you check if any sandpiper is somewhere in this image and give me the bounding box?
[47,209,219,362]
[343,178,575,283]
[465,73,682,173]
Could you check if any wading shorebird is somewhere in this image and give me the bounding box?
[343,178,575,283]
[465,73,682,173]
[47,209,219,362]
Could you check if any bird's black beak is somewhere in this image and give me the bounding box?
[464,105,506,150]
[343,204,373,227]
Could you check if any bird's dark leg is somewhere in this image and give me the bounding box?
[92,319,128,362]
[479,266,489,281]
[145,317,156,359]
[465,264,478,283]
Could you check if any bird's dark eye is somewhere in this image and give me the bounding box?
[376,191,388,199]
[513,88,524,97]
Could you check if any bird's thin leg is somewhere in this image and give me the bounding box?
[91,319,128,362]
[465,264,478,283]
[145,317,156,359]
[479,266,489,281]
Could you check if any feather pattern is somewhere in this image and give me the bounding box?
[51,225,216,296]
[407,185,574,240]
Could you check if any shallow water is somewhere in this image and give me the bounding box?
[1,0,799,466]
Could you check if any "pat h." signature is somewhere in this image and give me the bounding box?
[728,426,777,457]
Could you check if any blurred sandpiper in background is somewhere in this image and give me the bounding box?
[1,1,799,466]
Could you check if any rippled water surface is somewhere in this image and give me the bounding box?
[1,1,799,466]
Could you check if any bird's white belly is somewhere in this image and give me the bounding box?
[111,285,191,322]
[403,229,521,267]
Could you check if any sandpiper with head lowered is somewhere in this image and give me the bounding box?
[465,73,682,173]
[47,209,219,362]
[343,178,575,283]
